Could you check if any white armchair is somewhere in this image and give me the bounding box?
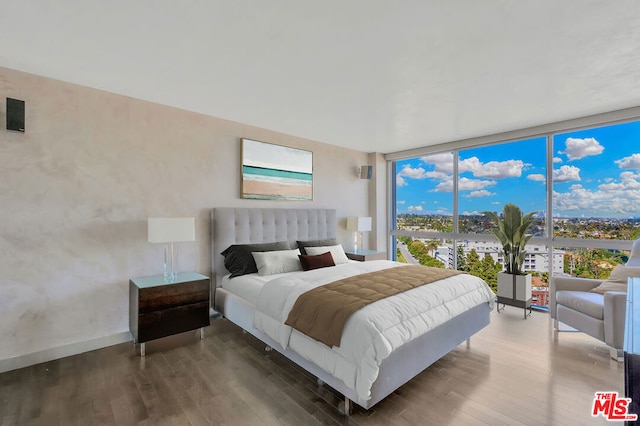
[550,239,640,361]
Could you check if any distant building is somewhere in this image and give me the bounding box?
[430,240,565,274]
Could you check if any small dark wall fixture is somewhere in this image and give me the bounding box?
[359,165,373,179]
[6,98,25,132]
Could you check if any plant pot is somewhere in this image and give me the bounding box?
[497,272,532,301]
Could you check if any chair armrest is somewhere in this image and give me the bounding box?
[549,276,602,319]
[551,276,602,291]
[604,291,627,349]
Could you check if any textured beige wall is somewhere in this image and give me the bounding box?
[0,66,374,362]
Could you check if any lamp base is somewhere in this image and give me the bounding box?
[354,231,364,253]
[163,243,178,282]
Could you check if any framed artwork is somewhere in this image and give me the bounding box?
[241,138,313,200]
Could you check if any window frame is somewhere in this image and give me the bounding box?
[386,107,640,274]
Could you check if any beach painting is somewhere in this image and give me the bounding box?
[241,139,313,200]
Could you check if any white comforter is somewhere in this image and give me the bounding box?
[253,260,495,401]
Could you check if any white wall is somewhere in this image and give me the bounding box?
[0,66,378,370]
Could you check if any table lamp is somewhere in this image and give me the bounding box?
[148,217,196,281]
[347,216,372,253]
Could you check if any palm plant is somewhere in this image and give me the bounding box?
[482,203,536,275]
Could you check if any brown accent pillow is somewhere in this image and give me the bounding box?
[298,252,335,271]
[590,265,640,294]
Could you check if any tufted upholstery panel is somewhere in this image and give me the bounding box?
[211,208,337,286]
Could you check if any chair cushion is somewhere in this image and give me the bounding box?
[556,290,604,320]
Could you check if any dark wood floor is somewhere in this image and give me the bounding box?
[0,308,624,425]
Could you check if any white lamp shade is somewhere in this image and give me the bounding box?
[347,216,372,232]
[148,218,196,243]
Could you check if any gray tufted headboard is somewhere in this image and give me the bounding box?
[211,208,337,287]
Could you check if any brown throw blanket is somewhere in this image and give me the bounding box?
[284,265,464,347]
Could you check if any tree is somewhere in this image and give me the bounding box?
[398,236,412,245]
[457,245,466,271]
[465,249,481,274]
[408,240,444,268]
[426,240,439,257]
[480,253,499,290]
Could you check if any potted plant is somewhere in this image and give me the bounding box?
[482,203,536,318]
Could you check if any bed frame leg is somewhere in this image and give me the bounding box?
[466,338,471,348]
[338,396,352,416]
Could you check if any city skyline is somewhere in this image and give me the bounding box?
[396,120,640,219]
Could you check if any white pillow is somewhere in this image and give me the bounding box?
[305,244,350,264]
[590,265,640,294]
[251,249,302,276]
[627,239,640,266]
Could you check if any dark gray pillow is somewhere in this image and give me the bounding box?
[296,238,338,255]
[221,241,291,277]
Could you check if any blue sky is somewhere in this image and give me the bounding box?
[396,120,640,218]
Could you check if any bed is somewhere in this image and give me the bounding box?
[211,207,493,413]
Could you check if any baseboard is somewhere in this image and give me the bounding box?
[0,331,133,374]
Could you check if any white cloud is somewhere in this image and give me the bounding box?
[459,177,497,191]
[397,200,405,205]
[553,157,563,163]
[398,165,426,179]
[407,205,423,212]
[554,171,640,215]
[615,153,640,170]
[433,177,496,193]
[598,171,640,191]
[527,174,546,182]
[421,152,454,174]
[417,153,529,186]
[560,137,604,161]
[553,165,581,183]
[465,189,496,198]
[459,157,526,179]
[422,153,526,180]
[396,165,425,186]
[396,163,450,186]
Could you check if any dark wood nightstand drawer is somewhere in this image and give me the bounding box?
[138,279,208,313]
[137,301,210,343]
[129,272,211,348]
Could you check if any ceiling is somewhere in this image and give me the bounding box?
[2,1,640,154]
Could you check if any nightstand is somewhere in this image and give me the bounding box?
[129,272,210,356]
[346,250,386,262]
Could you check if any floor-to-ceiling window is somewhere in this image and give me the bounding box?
[551,120,640,282]
[388,112,640,308]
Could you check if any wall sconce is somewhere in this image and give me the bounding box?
[6,98,25,132]
[148,217,196,281]
[359,165,373,179]
[347,216,372,252]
